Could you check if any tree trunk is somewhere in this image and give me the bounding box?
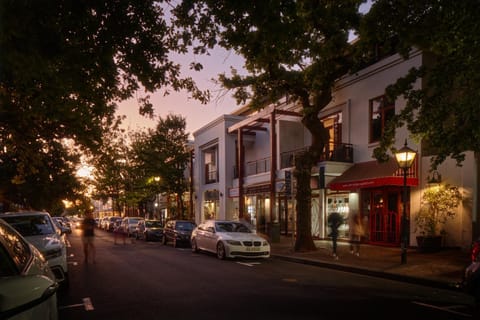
[294,152,317,251]
[293,90,331,252]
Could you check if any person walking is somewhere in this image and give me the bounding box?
[82,210,96,264]
[349,212,364,256]
[327,211,343,260]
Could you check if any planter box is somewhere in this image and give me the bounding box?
[416,236,443,253]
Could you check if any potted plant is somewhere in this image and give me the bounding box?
[414,183,462,252]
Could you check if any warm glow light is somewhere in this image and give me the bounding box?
[394,140,417,169]
[77,165,93,178]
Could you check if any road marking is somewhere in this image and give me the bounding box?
[412,301,471,317]
[236,261,261,267]
[58,297,95,311]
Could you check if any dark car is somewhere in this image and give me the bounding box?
[162,220,196,248]
[464,237,480,311]
[136,219,163,241]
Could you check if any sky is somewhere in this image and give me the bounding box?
[116,47,246,137]
[116,1,372,138]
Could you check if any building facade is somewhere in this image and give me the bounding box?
[193,49,477,250]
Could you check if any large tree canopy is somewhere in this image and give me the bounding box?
[173,0,365,251]
[0,0,207,211]
[361,0,480,168]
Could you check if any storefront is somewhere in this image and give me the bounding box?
[328,158,418,246]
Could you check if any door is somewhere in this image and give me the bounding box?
[364,188,401,245]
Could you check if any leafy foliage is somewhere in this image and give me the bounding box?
[0,1,208,210]
[360,0,480,169]
[414,184,462,237]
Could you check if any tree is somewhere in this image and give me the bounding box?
[173,0,365,251]
[0,1,208,209]
[359,0,480,168]
[91,117,130,214]
[131,114,190,219]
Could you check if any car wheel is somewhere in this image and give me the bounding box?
[216,242,226,260]
[191,238,199,253]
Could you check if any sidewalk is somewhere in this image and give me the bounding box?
[270,235,471,291]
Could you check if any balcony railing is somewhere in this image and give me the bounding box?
[232,143,353,178]
[280,143,354,169]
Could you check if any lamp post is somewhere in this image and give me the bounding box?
[394,139,417,264]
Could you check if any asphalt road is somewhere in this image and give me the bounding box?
[58,228,475,320]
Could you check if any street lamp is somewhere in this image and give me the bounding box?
[394,139,417,264]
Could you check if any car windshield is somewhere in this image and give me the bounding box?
[176,221,195,231]
[1,215,55,236]
[145,221,162,228]
[215,222,251,233]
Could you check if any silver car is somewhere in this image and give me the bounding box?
[0,218,59,320]
[191,220,270,260]
[0,211,69,287]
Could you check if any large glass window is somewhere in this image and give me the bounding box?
[369,96,395,143]
[203,146,218,184]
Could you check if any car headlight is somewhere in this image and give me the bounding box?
[43,248,63,260]
[262,241,269,246]
[226,240,242,246]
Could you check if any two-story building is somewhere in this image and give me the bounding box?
[193,48,476,250]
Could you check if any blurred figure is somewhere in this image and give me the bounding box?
[82,211,96,264]
[348,212,365,256]
[114,220,126,245]
[327,212,343,260]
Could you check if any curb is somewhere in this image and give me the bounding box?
[272,254,463,292]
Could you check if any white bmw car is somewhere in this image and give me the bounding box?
[191,220,270,260]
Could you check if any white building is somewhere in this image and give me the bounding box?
[193,49,476,250]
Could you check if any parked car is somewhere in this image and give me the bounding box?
[121,217,144,237]
[463,236,480,310]
[52,217,72,234]
[162,220,196,248]
[191,219,270,260]
[0,211,69,287]
[136,219,163,241]
[0,218,59,320]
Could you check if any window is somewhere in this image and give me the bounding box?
[369,96,395,143]
[203,146,218,184]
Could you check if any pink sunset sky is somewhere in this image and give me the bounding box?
[117,47,246,137]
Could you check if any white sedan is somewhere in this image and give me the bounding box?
[191,220,270,260]
[0,218,59,320]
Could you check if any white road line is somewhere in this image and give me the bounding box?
[58,297,94,311]
[412,301,471,317]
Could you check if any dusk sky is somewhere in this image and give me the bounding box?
[117,1,372,138]
[117,46,246,137]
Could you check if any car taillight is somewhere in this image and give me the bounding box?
[471,241,480,262]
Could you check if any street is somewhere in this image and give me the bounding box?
[58,228,475,320]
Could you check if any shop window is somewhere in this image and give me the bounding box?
[369,95,395,143]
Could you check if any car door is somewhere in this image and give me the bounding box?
[203,221,218,253]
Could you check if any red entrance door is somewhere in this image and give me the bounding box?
[364,188,402,245]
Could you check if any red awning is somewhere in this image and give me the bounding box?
[328,158,418,191]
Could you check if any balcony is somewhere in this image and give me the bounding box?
[280,143,353,169]
[233,143,353,178]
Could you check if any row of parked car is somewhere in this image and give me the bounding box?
[96,216,271,260]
